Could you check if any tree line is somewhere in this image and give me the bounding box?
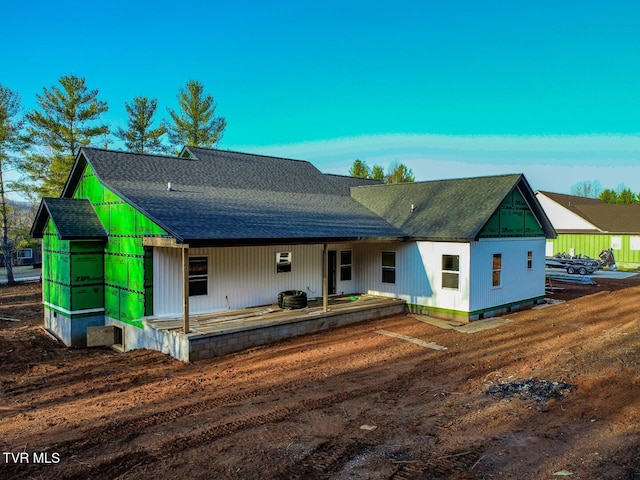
[0,76,226,283]
[349,159,415,183]
[1,75,226,201]
[570,180,640,204]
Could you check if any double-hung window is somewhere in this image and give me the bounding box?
[189,256,208,296]
[340,250,352,281]
[442,254,460,289]
[492,253,502,287]
[382,251,396,284]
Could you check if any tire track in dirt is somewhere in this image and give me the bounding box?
[42,361,431,479]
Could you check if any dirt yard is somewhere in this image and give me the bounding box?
[1,277,639,479]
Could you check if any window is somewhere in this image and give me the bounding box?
[276,252,292,273]
[340,250,352,281]
[17,248,33,259]
[189,256,208,296]
[527,251,533,270]
[492,253,502,287]
[442,254,459,289]
[382,251,396,284]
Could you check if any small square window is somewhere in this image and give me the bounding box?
[276,252,292,273]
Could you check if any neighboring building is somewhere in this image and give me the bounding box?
[31,147,555,360]
[536,191,640,268]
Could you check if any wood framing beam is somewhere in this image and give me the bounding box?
[182,246,190,333]
[142,237,189,248]
[322,243,328,313]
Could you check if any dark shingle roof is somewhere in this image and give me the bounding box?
[31,198,107,239]
[63,148,405,244]
[537,191,604,208]
[352,174,552,240]
[537,191,640,233]
[322,174,383,195]
[573,204,640,233]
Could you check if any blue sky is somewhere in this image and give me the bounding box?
[3,0,640,198]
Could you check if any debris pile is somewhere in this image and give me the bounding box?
[486,378,574,403]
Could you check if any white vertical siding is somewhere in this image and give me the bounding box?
[353,241,470,312]
[153,244,323,317]
[469,237,546,312]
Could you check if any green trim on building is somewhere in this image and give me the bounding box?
[479,188,544,238]
[408,295,544,318]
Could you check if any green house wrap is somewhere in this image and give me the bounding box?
[32,162,168,330]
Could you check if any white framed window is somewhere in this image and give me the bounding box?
[340,250,352,281]
[442,254,459,289]
[276,252,292,273]
[188,256,208,297]
[381,251,396,284]
[527,250,533,270]
[492,253,502,288]
[611,237,622,250]
[631,236,640,251]
[17,248,33,259]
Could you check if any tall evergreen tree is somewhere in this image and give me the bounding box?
[616,187,637,204]
[385,162,415,183]
[166,80,226,148]
[349,159,370,178]
[16,75,109,199]
[370,165,385,181]
[599,188,618,204]
[116,97,168,154]
[0,85,27,284]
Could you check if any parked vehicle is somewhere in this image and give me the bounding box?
[545,253,602,275]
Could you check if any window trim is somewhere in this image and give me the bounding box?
[381,251,396,284]
[188,256,208,297]
[340,250,352,282]
[276,251,292,274]
[441,254,460,290]
[492,253,502,288]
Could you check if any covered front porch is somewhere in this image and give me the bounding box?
[143,294,406,362]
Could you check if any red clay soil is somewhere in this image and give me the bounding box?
[1,277,639,480]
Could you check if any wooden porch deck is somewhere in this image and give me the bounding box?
[146,294,405,336]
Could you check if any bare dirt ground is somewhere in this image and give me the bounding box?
[1,277,639,480]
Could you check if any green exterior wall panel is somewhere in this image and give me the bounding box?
[480,188,544,238]
[71,285,104,311]
[551,234,640,268]
[66,161,169,327]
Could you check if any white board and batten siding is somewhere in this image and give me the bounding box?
[355,238,545,316]
[354,241,471,312]
[152,244,353,318]
[469,237,546,313]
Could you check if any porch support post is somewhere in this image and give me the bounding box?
[182,245,190,333]
[322,243,328,313]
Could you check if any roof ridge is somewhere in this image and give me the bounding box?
[185,146,315,166]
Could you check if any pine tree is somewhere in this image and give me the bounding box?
[116,97,168,154]
[166,80,226,148]
[370,165,385,181]
[385,162,415,183]
[349,159,370,178]
[0,85,27,284]
[599,188,618,204]
[16,75,109,199]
